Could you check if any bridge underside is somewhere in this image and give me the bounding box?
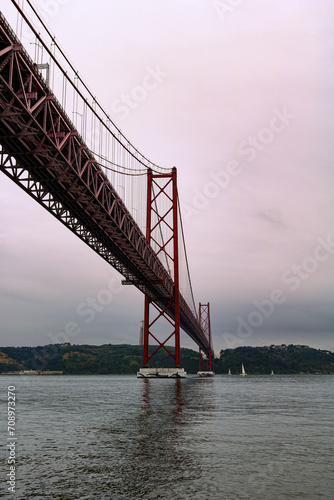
[0,12,212,358]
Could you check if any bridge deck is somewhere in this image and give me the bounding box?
[0,12,212,357]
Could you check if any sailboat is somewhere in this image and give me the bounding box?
[240,363,246,376]
[228,368,231,375]
[271,370,274,376]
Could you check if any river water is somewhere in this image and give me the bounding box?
[1,374,333,499]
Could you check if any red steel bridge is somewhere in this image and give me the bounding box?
[0,2,214,372]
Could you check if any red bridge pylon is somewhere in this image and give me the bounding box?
[138,167,185,378]
[198,303,215,377]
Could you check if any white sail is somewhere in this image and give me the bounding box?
[240,363,246,376]
[228,369,231,375]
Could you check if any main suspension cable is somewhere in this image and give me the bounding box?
[11,0,172,175]
[178,195,197,317]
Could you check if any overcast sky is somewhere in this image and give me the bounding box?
[1,0,333,354]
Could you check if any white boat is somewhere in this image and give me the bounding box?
[228,369,231,375]
[271,370,274,375]
[240,363,246,376]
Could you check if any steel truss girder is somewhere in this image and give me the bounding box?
[0,12,211,356]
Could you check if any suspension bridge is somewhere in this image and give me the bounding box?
[0,1,214,377]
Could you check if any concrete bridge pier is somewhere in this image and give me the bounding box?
[137,367,187,378]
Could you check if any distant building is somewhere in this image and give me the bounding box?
[272,344,287,350]
[139,320,144,346]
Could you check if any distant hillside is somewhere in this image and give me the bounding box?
[216,345,334,375]
[0,344,199,374]
[0,344,333,375]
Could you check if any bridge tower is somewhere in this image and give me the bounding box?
[198,303,215,377]
[137,167,186,378]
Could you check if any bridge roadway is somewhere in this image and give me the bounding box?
[0,12,212,358]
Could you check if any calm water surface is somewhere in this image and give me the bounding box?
[1,374,333,499]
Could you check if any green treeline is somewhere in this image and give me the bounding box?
[0,344,199,374]
[0,344,333,375]
[216,345,334,374]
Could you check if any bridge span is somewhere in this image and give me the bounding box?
[0,5,214,370]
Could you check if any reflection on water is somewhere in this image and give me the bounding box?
[113,378,216,499]
[0,375,333,500]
